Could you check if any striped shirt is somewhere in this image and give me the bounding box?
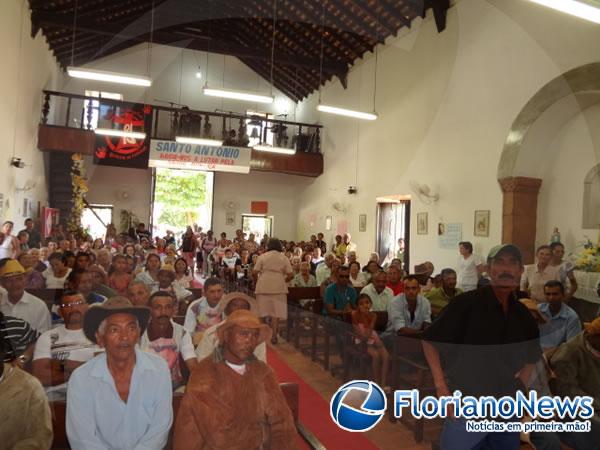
[1,314,39,362]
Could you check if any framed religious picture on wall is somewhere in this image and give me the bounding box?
[417,212,428,235]
[359,214,367,232]
[225,212,235,226]
[474,210,490,237]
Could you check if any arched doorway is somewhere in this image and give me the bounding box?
[497,63,600,263]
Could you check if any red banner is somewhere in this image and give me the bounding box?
[94,102,153,169]
[42,207,60,238]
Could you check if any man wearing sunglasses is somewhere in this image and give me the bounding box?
[32,290,99,400]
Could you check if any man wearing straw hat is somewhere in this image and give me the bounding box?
[174,309,297,450]
[195,291,266,362]
[0,259,50,333]
[66,297,172,450]
[549,316,600,449]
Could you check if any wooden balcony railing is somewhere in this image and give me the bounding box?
[40,90,322,154]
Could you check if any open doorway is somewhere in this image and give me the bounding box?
[241,214,273,240]
[82,204,113,240]
[376,196,410,271]
[151,168,214,238]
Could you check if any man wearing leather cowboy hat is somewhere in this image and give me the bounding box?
[174,309,297,450]
[194,292,267,362]
[66,297,173,450]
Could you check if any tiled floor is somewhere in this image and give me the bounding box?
[271,340,436,450]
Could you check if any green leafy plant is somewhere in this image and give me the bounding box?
[154,169,207,229]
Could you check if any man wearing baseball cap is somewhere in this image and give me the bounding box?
[0,259,50,333]
[422,244,541,449]
[549,316,600,449]
[66,297,172,450]
[174,309,297,449]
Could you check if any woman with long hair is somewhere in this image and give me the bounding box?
[135,253,161,291]
[253,238,293,344]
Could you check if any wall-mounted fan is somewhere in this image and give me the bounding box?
[409,180,439,204]
[332,201,348,214]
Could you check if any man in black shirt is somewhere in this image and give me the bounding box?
[422,244,541,450]
[20,218,42,249]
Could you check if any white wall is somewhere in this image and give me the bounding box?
[537,103,600,253]
[0,0,62,225]
[213,171,308,239]
[72,43,305,233]
[292,0,600,270]
[84,159,152,231]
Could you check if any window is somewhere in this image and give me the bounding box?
[241,214,273,239]
[81,204,113,240]
[84,90,123,129]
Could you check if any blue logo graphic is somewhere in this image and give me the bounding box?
[330,380,387,432]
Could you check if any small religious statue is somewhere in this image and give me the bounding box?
[550,227,561,244]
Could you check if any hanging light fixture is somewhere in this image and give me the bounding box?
[202,0,273,104]
[253,144,296,155]
[67,1,153,86]
[316,104,378,120]
[95,128,146,139]
[202,87,274,104]
[67,67,152,87]
[254,0,295,155]
[175,49,222,147]
[175,136,222,146]
[315,0,378,121]
[527,0,600,24]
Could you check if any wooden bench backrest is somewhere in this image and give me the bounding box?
[50,382,300,449]
[287,287,322,302]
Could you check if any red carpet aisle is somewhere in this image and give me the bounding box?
[267,347,379,450]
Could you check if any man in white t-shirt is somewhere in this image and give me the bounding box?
[140,291,197,389]
[183,278,224,336]
[0,259,51,333]
[521,245,561,302]
[32,291,98,399]
[457,241,484,292]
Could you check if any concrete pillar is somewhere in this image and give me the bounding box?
[498,177,542,265]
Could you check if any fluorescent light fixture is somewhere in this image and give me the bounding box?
[95,128,146,139]
[527,0,600,24]
[253,144,296,155]
[68,66,152,87]
[317,104,378,121]
[203,86,274,104]
[175,136,223,147]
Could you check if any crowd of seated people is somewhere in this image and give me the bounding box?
[1,216,599,449]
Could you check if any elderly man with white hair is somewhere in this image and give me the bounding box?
[66,297,172,450]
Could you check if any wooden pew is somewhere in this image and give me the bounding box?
[50,382,325,450]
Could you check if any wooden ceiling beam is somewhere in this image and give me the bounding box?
[334,0,394,38]
[276,1,359,62]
